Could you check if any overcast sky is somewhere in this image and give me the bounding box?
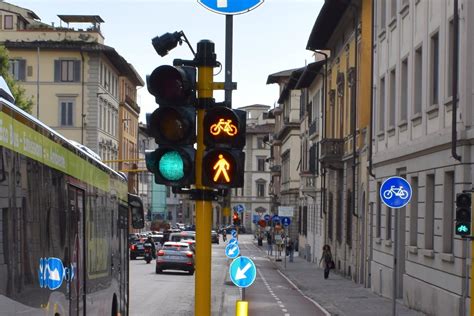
[13,0,324,122]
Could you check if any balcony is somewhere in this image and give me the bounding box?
[320,138,344,168]
[301,172,316,195]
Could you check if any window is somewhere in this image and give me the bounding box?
[54,60,80,82]
[378,77,385,132]
[256,182,265,197]
[409,177,418,247]
[336,190,342,243]
[376,182,382,238]
[8,59,26,81]
[400,58,408,121]
[425,174,435,250]
[390,0,397,19]
[4,15,13,29]
[389,69,396,127]
[60,100,74,126]
[257,137,265,149]
[257,157,265,172]
[328,192,334,240]
[430,32,439,105]
[414,47,423,114]
[346,190,352,246]
[380,0,386,28]
[443,171,454,253]
[447,20,458,97]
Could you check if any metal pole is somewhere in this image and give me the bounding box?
[194,41,215,316]
[284,233,287,269]
[36,46,40,119]
[225,15,233,105]
[392,209,397,316]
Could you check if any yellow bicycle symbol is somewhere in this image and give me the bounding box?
[210,119,238,136]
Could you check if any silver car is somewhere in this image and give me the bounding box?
[156,242,195,275]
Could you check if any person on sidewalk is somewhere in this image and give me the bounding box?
[319,244,334,279]
[287,239,295,262]
[266,232,273,256]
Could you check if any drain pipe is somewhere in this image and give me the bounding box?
[368,0,376,178]
[351,6,359,218]
[80,49,85,145]
[452,0,461,162]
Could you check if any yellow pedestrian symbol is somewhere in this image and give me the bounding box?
[213,154,231,182]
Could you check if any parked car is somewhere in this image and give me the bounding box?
[156,242,195,275]
[211,230,219,244]
[223,225,246,234]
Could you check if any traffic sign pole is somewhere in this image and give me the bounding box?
[195,42,215,316]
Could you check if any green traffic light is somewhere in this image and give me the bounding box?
[159,151,184,181]
[457,224,469,233]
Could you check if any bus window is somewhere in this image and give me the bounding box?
[128,193,144,229]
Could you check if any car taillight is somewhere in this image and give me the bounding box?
[158,250,165,256]
[186,252,193,258]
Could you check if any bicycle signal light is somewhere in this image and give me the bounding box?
[455,192,471,236]
[203,107,246,148]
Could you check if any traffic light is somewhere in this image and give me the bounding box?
[455,192,471,236]
[145,65,197,187]
[233,212,241,226]
[202,107,246,188]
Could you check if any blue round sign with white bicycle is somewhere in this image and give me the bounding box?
[380,176,412,208]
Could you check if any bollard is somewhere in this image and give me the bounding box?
[235,300,248,316]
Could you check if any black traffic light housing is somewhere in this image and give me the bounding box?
[455,192,471,236]
[202,106,246,189]
[145,64,197,187]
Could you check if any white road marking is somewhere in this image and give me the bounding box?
[282,309,288,312]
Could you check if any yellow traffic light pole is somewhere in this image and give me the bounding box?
[195,40,217,316]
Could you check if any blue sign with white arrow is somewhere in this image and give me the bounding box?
[225,243,240,259]
[233,204,245,213]
[380,176,412,209]
[228,237,238,245]
[39,257,66,290]
[281,216,291,227]
[229,256,257,288]
[231,229,237,238]
[264,214,271,221]
[198,0,264,15]
[272,215,281,223]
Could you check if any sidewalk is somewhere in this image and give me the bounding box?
[255,242,424,316]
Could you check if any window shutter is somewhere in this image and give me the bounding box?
[54,60,60,82]
[18,60,26,81]
[74,60,81,82]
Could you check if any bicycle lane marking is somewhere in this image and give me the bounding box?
[241,238,329,316]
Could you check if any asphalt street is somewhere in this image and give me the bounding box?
[129,234,326,316]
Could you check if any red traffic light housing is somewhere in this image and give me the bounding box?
[233,212,241,226]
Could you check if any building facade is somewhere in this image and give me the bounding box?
[230,104,274,233]
[371,0,474,314]
[0,2,143,177]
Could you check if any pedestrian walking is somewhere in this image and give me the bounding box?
[319,244,334,279]
[287,239,295,262]
[266,232,273,256]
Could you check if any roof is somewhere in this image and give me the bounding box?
[0,2,40,20]
[266,68,300,84]
[246,123,275,134]
[58,15,104,24]
[294,60,325,89]
[277,66,305,104]
[4,41,144,86]
[306,0,350,51]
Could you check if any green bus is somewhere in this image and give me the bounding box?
[0,77,144,315]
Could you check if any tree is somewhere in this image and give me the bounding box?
[0,46,33,113]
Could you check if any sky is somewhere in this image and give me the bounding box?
[12,0,324,123]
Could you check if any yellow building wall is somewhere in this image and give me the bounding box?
[358,0,372,135]
[8,49,86,138]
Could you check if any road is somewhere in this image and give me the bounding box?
[129,234,326,316]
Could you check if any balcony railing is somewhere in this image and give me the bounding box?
[320,138,344,164]
[301,173,316,193]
